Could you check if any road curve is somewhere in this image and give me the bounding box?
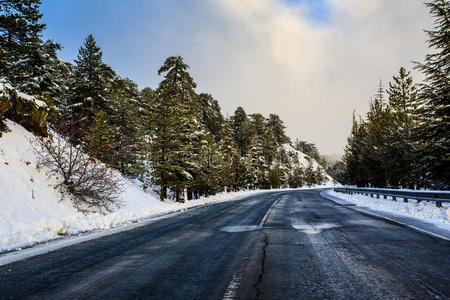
[0,190,449,299]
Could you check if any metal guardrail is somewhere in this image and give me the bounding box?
[334,187,450,208]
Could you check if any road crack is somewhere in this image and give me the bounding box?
[253,232,268,300]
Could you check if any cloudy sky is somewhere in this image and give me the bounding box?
[41,0,432,156]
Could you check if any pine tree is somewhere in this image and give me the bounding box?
[218,120,240,191]
[266,114,289,145]
[326,160,347,184]
[199,93,224,143]
[194,134,221,197]
[415,0,450,186]
[150,56,207,201]
[248,113,266,137]
[289,166,304,188]
[137,87,156,142]
[68,34,114,139]
[268,163,283,188]
[14,39,64,97]
[0,0,68,100]
[304,164,316,186]
[85,110,114,162]
[387,67,420,186]
[0,0,45,79]
[108,78,142,175]
[277,146,292,187]
[388,67,419,126]
[263,129,278,166]
[362,83,398,187]
[246,135,269,189]
[343,113,367,186]
[232,106,251,155]
[176,116,212,200]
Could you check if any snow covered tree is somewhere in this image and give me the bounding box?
[138,87,156,124]
[289,166,304,188]
[277,146,292,187]
[266,114,289,145]
[0,0,69,101]
[0,0,45,79]
[415,0,450,186]
[176,116,212,200]
[199,93,224,143]
[246,135,269,189]
[150,56,208,201]
[304,164,316,186]
[268,163,283,188]
[218,120,240,191]
[193,134,221,197]
[248,113,266,137]
[108,78,142,175]
[262,129,278,166]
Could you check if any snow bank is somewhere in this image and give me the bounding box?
[326,190,450,231]
[0,120,272,252]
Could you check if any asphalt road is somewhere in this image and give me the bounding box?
[1,190,449,300]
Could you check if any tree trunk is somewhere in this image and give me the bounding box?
[160,183,165,201]
[176,187,180,202]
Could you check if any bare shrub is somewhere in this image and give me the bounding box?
[34,133,123,214]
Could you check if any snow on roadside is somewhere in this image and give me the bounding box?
[325,190,450,231]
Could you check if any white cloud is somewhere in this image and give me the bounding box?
[175,0,431,155]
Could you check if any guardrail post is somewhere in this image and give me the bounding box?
[376,194,380,199]
[436,201,442,208]
[392,196,396,201]
[403,197,408,203]
[383,195,387,199]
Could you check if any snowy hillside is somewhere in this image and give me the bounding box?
[0,120,266,252]
[281,143,335,185]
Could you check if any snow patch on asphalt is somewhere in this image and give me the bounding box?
[220,225,261,233]
[291,222,340,234]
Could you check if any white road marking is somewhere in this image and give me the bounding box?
[222,272,244,300]
[259,197,283,227]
